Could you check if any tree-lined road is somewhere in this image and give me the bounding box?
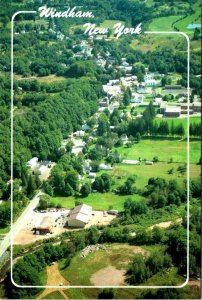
[0,191,43,258]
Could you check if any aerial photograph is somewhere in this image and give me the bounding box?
[0,0,201,299]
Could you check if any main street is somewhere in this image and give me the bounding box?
[0,191,43,258]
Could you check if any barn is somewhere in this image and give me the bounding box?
[67,204,92,228]
[34,217,52,235]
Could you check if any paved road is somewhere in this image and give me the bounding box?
[0,191,43,258]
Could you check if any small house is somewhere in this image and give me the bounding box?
[26,157,38,169]
[33,165,47,176]
[88,172,96,179]
[99,164,113,171]
[145,161,153,165]
[74,130,85,137]
[121,134,128,144]
[122,160,140,165]
[131,93,143,103]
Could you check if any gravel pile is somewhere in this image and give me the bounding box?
[80,244,107,258]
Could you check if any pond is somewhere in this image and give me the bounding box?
[187,23,201,29]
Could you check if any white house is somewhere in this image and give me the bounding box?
[99,164,113,170]
[83,159,92,173]
[107,79,120,86]
[154,97,162,103]
[121,134,128,144]
[74,130,85,137]
[26,157,38,168]
[33,165,47,176]
[103,85,121,97]
[88,172,96,179]
[122,160,140,165]
[131,93,143,103]
[145,161,154,165]
[67,204,92,228]
[145,79,157,87]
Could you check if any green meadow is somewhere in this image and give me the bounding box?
[116,138,200,164]
[174,2,201,36]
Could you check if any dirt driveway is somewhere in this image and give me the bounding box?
[39,262,69,299]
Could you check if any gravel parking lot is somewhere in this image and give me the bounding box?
[14,209,116,245]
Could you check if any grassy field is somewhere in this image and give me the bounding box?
[112,162,199,189]
[51,193,144,212]
[154,116,201,135]
[116,138,200,164]
[14,74,67,83]
[42,291,64,299]
[100,20,125,29]
[175,2,201,36]
[148,15,183,31]
[59,243,159,287]
[59,243,187,299]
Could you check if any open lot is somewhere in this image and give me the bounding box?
[59,243,150,286]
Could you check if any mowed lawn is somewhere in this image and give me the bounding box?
[116,138,200,164]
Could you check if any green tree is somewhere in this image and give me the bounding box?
[27,175,37,198]
[80,182,91,197]
[97,114,110,136]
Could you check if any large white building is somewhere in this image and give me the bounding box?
[67,204,92,228]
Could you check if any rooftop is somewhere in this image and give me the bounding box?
[68,204,92,223]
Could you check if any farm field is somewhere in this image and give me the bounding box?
[116,138,200,164]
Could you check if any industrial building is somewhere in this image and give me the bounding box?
[34,217,52,235]
[67,204,92,228]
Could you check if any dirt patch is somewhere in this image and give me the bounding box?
[111,244,149,256]
[91,265,125,286]
[188,280,200,288]
[14,227,66,245]
[39,262,69,299]
[149,218,182,230]
[85,211,116,228]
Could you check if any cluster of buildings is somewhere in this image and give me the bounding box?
[26,157,54,177]
[160,102,201,117]
[34,204,93,234]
